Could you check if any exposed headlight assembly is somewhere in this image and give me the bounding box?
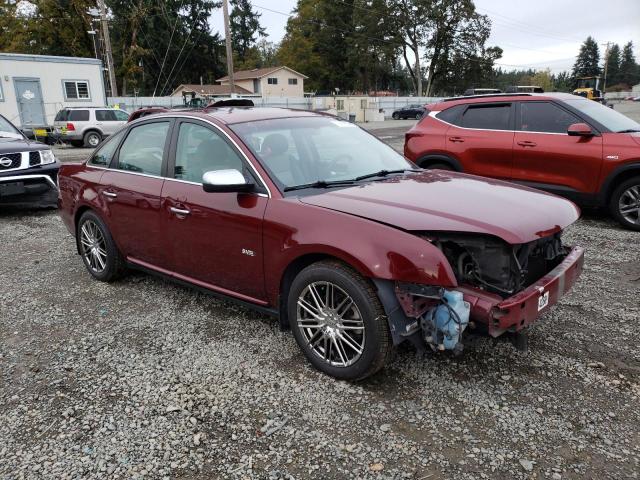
[39,149,56,165]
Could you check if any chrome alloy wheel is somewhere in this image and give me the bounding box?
[296,281,365,367]
[80,220,108,273]
[619,184,640,225]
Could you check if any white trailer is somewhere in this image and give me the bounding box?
[0,53,106,138]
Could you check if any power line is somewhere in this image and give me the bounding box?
[152,0,185,97]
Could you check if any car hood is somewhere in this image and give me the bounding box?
[0,136,48,153]
[299,171,580,244]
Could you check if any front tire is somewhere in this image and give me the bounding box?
[392,113,399,120]
[288,261,392,381]
[609,176,640,231]
[77,211,126,281]
[415,113,422,120]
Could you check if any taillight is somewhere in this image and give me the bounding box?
[66,123,75,131]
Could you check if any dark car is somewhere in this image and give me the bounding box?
[391,104,426,120]
[58,108,584,380]
[463,88,502,96]
[0,114,59,208]
[404,92,640,230]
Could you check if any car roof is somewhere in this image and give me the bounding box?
[148,107,324,125]
[432,92,578,109]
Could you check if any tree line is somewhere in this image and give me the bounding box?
[1,0,638,97]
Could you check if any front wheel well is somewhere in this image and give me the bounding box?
[603,168,640,203]
[278,253,361,330]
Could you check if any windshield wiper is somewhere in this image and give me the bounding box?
[283,179,356,192]
[354,168,421,182]
[616,128,640,133]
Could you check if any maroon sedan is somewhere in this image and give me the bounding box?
[58,108,584,380]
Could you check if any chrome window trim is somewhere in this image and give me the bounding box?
[86,115,272,198]
[429,109,570,136]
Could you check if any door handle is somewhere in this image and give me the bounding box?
[102,191,117,198]
[448,136,464,143]
[170,206,190,216]
[517,140,537,147]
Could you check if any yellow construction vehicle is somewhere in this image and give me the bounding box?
[573,76,604,102]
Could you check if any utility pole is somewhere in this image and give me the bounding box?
[222,0,235,95]
[602,41,612,94]
[97,0,118,97]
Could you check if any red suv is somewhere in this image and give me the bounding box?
[58,108,584,380]
[405,93,640,230]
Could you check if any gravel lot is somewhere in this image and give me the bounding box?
[1,118,639,479]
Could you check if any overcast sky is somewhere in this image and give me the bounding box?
[209,0,640,74]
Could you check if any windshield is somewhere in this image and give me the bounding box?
[565,98,640,132]
[230,116,414,190]
[0,115,23,139]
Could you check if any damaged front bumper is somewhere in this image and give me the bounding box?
[374,245,584,348]
[459,245,584,336]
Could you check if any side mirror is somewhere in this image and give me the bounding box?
[202,169,254,193]
[567,123,594,137]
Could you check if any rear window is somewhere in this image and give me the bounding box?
[68,110,90,121]
[461,104,511,130]
[89,130,125,167]
[55,110,69,122]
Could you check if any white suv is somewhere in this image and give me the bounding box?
[54,107,129,148]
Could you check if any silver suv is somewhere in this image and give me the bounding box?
[54,107,129,148]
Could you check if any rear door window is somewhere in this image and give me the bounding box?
[436,105,465,125]
[116,122,170,176]
[518,101,580,134]
[461,104,511,130]
[68,110,90,121]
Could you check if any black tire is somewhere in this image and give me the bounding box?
[288,260,392,381]
[609,176,640,231]
[392,113,399,120]
[77,210,126,281]
[424,162,454,171]
[70,140,84,148]
[415,113,422,120]
[83,131,102,148]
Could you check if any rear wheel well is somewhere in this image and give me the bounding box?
[278,253,354,330]
[416,155,462,171]
[73,206,94,251]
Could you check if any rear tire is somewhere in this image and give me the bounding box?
[424,162,454,171]
[288,261,392,381]
[77,211,126,281]
[415,113,422,120]
[83,131,102,148]
[609,176,640,231]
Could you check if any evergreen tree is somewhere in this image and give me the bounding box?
[619,41,639,87]
[605,43,621,86]
[572,36,600,78]
[230,0,266,67]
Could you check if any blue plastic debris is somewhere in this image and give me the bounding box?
[421,290,470,351]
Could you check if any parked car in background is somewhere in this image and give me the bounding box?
[128,106,170,122]
[505,85,544,93]
[405,92,640,230]
[391,104,426,120]
[0,114,59,208]
[54,107,129,148]
[462,88,502,96]
[58,107,584,380]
